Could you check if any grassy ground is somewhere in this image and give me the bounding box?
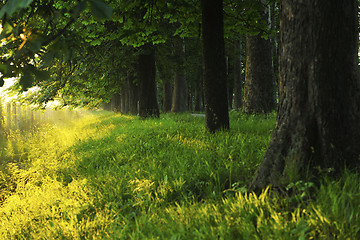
[0,111,359,239]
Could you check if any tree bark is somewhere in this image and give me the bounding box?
[171,72,187,112]
[251,0,360,191]
[243,32,276,114]
[201,0,229,132]
[137,45,160,118]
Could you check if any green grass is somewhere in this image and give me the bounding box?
[0,111,359,239]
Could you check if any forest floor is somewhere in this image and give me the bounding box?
[0,111,359,239]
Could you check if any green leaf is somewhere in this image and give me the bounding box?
[90,39,101,46]
[20,71,34,91]
[3,22,13,35]
[28,38,43,53]
[33,70,50,81]
[72,1,88,18]
[88,0,113,19]
[0,0,33,18]
[42,51,55,67]
[19,0,32,8]
[0,77,4,87]
[0,8,6,19]
[0,64,8,74]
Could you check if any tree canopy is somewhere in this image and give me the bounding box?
[0,0,274,109]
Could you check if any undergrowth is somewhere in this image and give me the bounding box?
[0,111,359,239]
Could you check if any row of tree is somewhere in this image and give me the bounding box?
[1,0,360,190]
[0,0,278,126]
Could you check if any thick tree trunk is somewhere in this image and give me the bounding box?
[233,40,243,110]
[243,32,276,114]
[138,45,160,118]
[251,0,360,190]
[201,0,229,132]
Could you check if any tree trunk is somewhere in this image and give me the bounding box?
[162,79,172,112]
[112,93,121,113]
[171,72,187,112]
[120,86,128,114]
[251,0,360,191]
[127,73,139,115]
[194,78,202,112]
[188,84,193,112]
[243,32,276,114]
[201,0,229,132]
[171,38,188,113]
[233,40,243,110]
[138,45,160,118]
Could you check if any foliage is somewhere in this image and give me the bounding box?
[1,0,279,110]
[0,111,359,239]
[0,0,111,87]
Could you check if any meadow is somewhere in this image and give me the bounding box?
[0,111,359,239]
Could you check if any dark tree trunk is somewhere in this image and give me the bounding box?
[233,40,243,110]
[228,86,233,109]
[251,0,360,190]
[127,72,139,115]
[171,72,187,112]
[243,32,276,114]
[188,84,193,112]
[137,45,160,118]
[171,38,188,113]
[194,78,202,112]
[112,93,121,112]
[120,85,128,114]
[162,80,172,112]
[201,0,229,132]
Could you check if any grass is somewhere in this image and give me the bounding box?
[0,110,359,239]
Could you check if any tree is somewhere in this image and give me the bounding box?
[201,0,229,132]
[251,0,360,190]
[242,33,276,113]
[156,44,173,113]
[0,0,113,88]
[242,1,276,114]
[137,44,159,118]
[171,37,187,113]
[0,0,205,114]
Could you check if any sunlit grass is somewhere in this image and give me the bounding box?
[0,110,359,239]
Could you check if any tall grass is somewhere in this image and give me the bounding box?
[0,111,359,239]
